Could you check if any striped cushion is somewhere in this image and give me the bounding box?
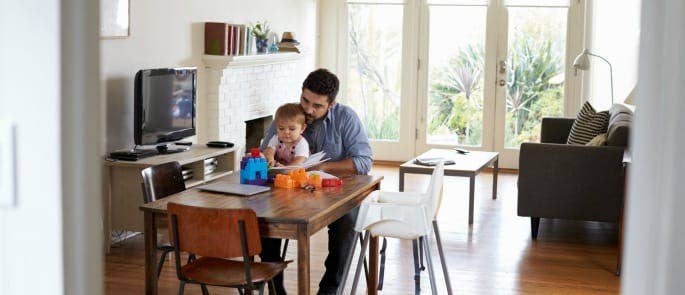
[567,102,609,145]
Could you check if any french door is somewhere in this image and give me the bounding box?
[339,0,583,168]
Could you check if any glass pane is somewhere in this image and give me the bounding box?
[504,7,566,148]
[426,5,487,146]
[505,0,569,7]
[346,3,403,141]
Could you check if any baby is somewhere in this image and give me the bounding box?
[263,103,310,167]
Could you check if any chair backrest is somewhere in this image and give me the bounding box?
[422,161,444,220]
[167,203,262,258]
[141,161,186,203]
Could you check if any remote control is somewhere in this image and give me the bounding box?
[175,141,193,146]
[455,148,470,154]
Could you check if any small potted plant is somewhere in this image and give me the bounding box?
[251,21,271,54]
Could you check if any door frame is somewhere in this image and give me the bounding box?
[318,0,586,166]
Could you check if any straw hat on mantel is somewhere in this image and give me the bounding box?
[279,31,300,45]
[278,31,301,53]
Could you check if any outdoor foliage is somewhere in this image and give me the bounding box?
[428,14,564,147]
[346,4,402,140]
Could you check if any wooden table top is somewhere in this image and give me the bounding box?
[400,149,499,174]
[139,173,383,225]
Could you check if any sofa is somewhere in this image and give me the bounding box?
[517,103,633,238]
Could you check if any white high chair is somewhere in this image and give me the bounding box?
[338,161,452,295]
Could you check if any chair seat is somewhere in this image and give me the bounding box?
[367,220,422,240]
[182,256,289,287]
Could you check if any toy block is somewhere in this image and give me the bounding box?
[250,148,261,157]
[322,178,343,187]
[240,156,268,185]
[307,174,322,188]
[274,174,296,188]
[288,169,308,187]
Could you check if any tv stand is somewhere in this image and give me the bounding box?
[155,144,189,154]
[103,146,236,252]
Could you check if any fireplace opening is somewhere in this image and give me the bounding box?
[245,115,273,151]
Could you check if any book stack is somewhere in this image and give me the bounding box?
[204,22,255,56]
[204,158,219,175]
[277,31,301,53]
[181,166,194,181]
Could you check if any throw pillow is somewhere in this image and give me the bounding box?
[586,133,607,146]
[567,102,610,145]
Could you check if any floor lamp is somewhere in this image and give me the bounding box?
[573,49,614,104]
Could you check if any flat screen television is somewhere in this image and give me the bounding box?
[134,67,197,148]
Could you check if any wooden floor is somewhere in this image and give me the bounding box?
[105,164,621,294]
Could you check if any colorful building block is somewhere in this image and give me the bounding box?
[240,154,269,186]
[322,178,343,187]
[307,174,322,188]
[274,174,296,188]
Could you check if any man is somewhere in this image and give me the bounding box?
[259,68,373,294]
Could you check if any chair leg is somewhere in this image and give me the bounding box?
[531,217,540,239]
[378,237,388,290]
[422,236,438,295]
[201,284,209,295]
[156,249,172,278]
[258,282,265,295]
[433,221,453,295]
[419,237,426,271]
[350,231,371,295]
[337,232,361,295]
[268,279,277,295]
[281,239,290,260]
[237,288,245,295]
[178,281,186,295]
[412,239,421,295]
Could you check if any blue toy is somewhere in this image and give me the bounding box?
[240,155,268,186]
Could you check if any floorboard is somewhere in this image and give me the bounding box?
[105,164,620,294]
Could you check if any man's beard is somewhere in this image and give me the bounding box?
[305,114,315,124]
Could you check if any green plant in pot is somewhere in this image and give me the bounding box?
[251,21,271,54]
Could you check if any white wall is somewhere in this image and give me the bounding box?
[0,1,64,294]
[101,0,318,152]
[583,0,641,110]
[623,1,685,293]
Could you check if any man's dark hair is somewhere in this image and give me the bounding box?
[302,68,339,103]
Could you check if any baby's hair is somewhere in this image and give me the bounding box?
[275,103,306,125]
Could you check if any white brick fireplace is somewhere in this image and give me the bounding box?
[202,53,305,159]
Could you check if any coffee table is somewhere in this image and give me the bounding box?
[399,149,499,225]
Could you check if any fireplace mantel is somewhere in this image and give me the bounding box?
[201,52,304,170]
[202,52,303,69]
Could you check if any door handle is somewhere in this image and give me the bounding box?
[498,79,506,87]
[499,60,506,74]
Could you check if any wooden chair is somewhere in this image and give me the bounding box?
[168,203,289,294]
[140,161,186,278]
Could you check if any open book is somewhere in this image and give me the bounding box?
[269,151,330,172]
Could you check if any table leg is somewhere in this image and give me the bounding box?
[492,157,499,200]
[399,169,405,192]
[297,224,310,295]
[367,235,379,295]
[469,175,475,225]
[144,212,158,295]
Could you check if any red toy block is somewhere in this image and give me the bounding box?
[250,148,261,157]
[322,178,343,187]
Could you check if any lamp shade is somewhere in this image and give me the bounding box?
[573,49,590,70]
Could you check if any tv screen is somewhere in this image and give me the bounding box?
[134,67,196,146]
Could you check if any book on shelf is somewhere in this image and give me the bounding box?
[204,22,230,55]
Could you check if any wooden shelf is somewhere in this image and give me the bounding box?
[103,146,237,251]
[202,52,303,68]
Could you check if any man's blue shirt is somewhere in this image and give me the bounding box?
[260,103,373,175]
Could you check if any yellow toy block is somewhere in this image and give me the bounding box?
[307,174,322,188]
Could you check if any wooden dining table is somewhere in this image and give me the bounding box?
[139,173,383,295]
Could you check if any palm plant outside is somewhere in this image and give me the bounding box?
[429,17,564,147]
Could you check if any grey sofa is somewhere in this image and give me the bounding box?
[517,104,632,238]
